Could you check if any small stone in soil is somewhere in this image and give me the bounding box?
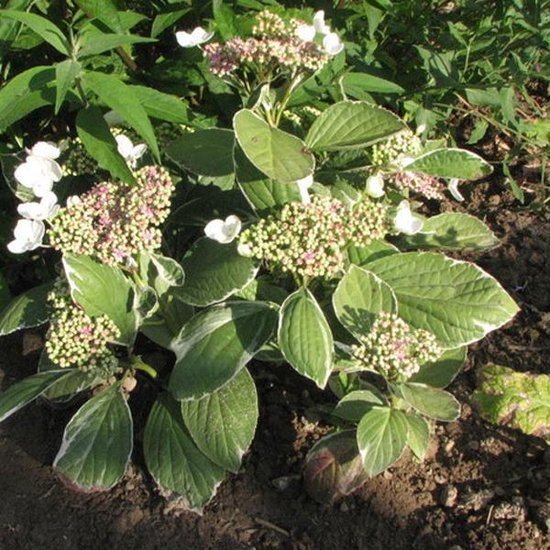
[440,485,458,508]
[271,475,300,491]
[492,497,527,521]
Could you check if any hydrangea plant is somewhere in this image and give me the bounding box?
[0,8,519,510]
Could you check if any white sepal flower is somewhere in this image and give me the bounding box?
[204,215,242,244]
[17,192,59,221]
[296,175,314,204]
[295,23,316,42]
[313,10,331,35]
[66,195,82,207]
[365,174,385,198]
[393,201,423,235]
[448,178,465,202]
[115,134,147,168]
[176,27,214,48]
[7,219,45,253]
[29,141,60,160]
[237,242,252,257]
[322,32,344,56]
[14,155,62,197]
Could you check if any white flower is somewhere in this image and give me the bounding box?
[393,201,423,235]
[204,215,242,244]
[17,192,59,221]
[29,141,60,160]
[237,242,252,257]
[365,174,385,198]
[313,10,331,35]
[66,195,82,207]
[14,155,62,197]
[176,27,214,48]
[296,175,314,204]
[115,134,147,168]
[7,219,45,254]
[295,23,316,42]
[448,178,465,202]
[322,32,344,56]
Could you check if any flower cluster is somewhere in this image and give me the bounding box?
[238,195,389,280]
[252,9,288,37]
[7,142,62,254]
[46,282,120,374]
[371,129,421,170]
[391,171,445,200]
[49,165,174,266]
[203,10,342,80]
[352,312,441,381]
[204,36,329,78]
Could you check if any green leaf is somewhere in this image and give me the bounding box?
[178,239,258,307]
[129,85,190,124]
[0,10,69,54]
[333,389,387,422]
[38,351,103,404]
[357,406,409,476]
[410,347,466,388]
[144,393,225,512]
[62,254,137,345]
[305,100,405,151]
[83,71,159,161]
[167,129,235,177]
[0,65,55,132]
[399,383,460,421]
[54,59,80,115]
[151,8,191,38]
[342,72,405,96]
[236,143,301,213]
[75,0,123,31]
[169,302,277,400]
[79,33,155,57]
[0,283,51,336]
[473,364,550,443]
[181,368,257,472]
[278,288,333,388]
[233,109,314,183]
[213,0,236,40]
[333,265,397,340]
[303,431,369,504]
[368,252,519,348]
[405,413,430,460]
[141,293,194,351]
[467,119,489,145]
[76,106,135,184]
[347,240,398,267]
[0,370,68,422]
[54,383,133,490]
[406,148,493,180]
[399,213,499,251]
[138,252,185,297]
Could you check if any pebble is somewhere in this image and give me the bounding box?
[493,497,527,521]
[440,485,458,508]
[467,441,480,451]
[444,440,455,453]
[271,475,299,491]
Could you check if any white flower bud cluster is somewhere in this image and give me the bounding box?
[352,312,441,381]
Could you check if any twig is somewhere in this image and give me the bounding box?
[254,517,290,537]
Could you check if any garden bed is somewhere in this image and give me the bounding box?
[1,175,548,549]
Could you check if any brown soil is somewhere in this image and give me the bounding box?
[1,176,549,550]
